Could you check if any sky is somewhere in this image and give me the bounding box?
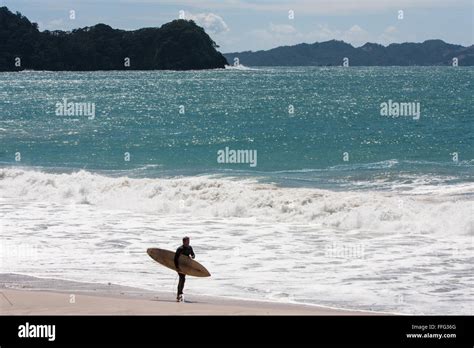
[2,0,473,52]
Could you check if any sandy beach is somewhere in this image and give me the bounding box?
[0,274,377,315]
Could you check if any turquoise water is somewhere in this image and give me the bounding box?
[1,67,473,314]
[1,67,472,188]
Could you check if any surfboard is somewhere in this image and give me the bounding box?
[147,248,211,277]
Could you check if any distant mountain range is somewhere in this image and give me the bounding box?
[225,40,474,66]
[0,6,227,71]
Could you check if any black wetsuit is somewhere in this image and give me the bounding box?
[174,245,195,297]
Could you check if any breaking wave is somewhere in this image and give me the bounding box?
[1,167,472,235]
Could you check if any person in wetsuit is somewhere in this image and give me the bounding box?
[174,236,195,302]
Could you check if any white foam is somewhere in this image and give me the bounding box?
[0,167,472,235]
[224,64,259,71]
[1,167,472,314]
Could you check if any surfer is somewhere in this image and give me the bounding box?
[174,236,195,302]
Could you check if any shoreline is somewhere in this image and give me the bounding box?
[0,273,383,315]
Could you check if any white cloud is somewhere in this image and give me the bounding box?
[39,18,65,31]
[269,23,297,35]
[302,24,372,47]
[187,12,229,34]
[340,25,371,46]
[384,26,398,34]
[249,23,374,50]
[379,26,400,45]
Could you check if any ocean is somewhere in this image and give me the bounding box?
[0,66,473,314]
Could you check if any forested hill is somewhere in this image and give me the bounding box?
[225,40,474,66]
[0,7,228,71]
